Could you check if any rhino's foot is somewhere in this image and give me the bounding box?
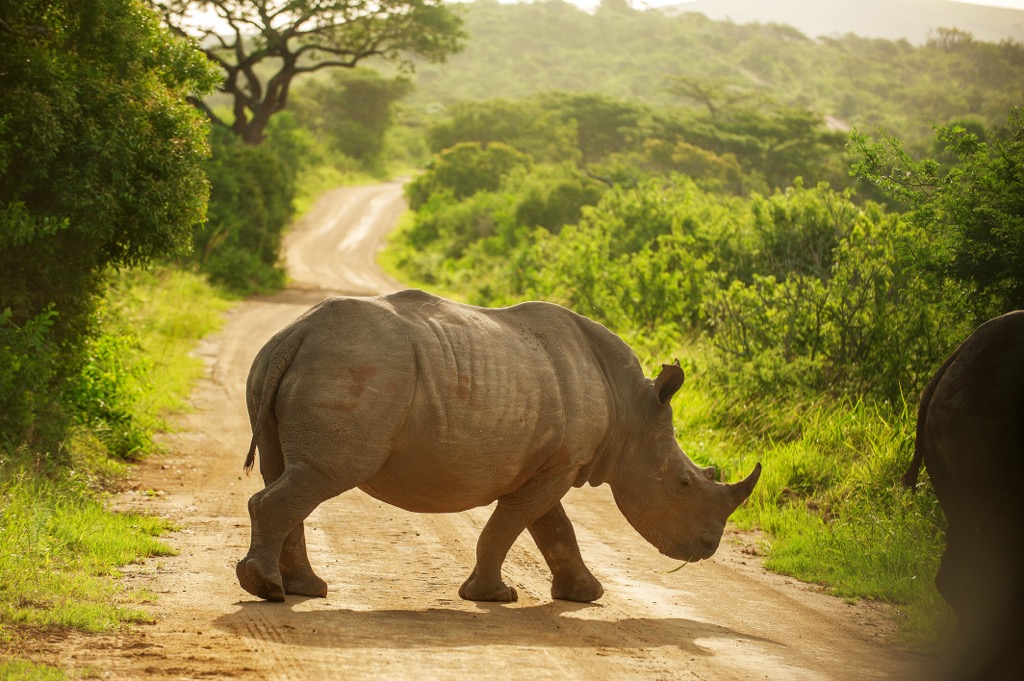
[282,571,328,598]
[459,572,518,602]
[551,573,604,603]
[236,557,286,602]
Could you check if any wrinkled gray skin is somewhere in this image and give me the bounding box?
[903,310,1024,680]
[237,290,761,604]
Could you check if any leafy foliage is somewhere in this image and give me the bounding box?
[289,69,413,171]
[706,191,955,403]
[406,142,534,210]
[420,93,848,195]
[0,266,229,658]
[852,109,1024,323]
[0,308,59,449]
[427,98,579,163]
[193,120,309,292]
[0,0,217,449]
[152,0,465,144]
[409,1,1024,154]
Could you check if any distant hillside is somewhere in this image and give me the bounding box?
[668,0,1024,43]
[404,0,1024,152]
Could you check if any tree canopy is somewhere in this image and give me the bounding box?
[408,1,1024,154]
[152,0,465,144]
[0,0,218,445]
[853,110,1024,323]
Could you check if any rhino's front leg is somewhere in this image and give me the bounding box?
[528,502,603,602]
[459,476,573,603]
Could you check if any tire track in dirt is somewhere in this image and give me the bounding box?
[30,182,928,679]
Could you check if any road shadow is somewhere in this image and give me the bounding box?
[214,598,777,656]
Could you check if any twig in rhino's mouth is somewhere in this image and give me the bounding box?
[663,559,691,574]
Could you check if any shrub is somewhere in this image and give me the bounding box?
[195,120,306,293]
[704,188,960,402]
[406,142,534,210]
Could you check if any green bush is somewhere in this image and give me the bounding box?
[0,0,216,451]
[427,99,578,163]
[290,69,413,172]
[475,176,753,333]
[67,328,154,461]
[406,141,534,210]
[194,119,310,293]
[853,110,1024,323]
[704,186,959,402]
[0,309,59,448]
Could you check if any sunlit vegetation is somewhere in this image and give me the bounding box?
[0,268,232,671]
[388,71,1024,637]
[4,0,1023,663]
[408,1,1024,155]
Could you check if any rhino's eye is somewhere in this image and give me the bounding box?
[676,473,694,493]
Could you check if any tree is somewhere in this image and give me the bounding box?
[406,141,533,209]
[290,68,412,168]
[852,110,1024,322]
[668,76,760,120]
[0,0,217,445]
[427,98,578,163]
[152,0,464,145]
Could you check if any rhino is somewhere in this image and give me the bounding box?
[236,289,761,603]
[903,310,1024,679]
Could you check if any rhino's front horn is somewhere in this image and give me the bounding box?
[727,463,762,510]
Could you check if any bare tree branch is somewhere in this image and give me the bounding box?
[149,0,462,144]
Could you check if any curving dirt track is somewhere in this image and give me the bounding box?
[36,182,929,679]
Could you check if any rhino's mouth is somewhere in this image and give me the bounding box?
[662,532,721,562]
[661,546,706,562]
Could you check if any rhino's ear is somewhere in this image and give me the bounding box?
[653,360,685,405]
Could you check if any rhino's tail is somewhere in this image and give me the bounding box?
[903,341,963,489]
[244,328,306,476]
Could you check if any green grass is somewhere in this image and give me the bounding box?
[0,463,174,636]
[669,369,954,642]
[0,659,65,681]
[67,267,234,463]
[103,267,233,423]
[0,266,234,671]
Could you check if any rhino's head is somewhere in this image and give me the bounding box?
[610,362,761,563]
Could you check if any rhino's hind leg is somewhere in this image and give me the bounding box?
[280,523,328,597]
[527,502,603,603]
[238,464,347,602]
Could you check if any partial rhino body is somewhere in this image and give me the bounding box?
[237,289,760,604]
[903,310,1024,680]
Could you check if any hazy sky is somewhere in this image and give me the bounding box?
[605,0,1024,11]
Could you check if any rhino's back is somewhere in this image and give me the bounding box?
[272,290,641,512]
[368,291,636,511]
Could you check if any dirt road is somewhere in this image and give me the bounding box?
[43,182,926,679]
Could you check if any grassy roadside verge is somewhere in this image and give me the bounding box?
[0,267,234,679]
[667,371,952,642]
